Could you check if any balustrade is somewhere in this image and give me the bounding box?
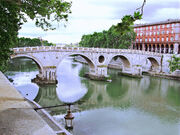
[12,46,175,57]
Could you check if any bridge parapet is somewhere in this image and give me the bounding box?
[12,46,164,56]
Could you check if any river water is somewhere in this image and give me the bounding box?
[5,57,180,135]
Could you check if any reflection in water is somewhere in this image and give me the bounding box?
[73,108,178,135]
[167,85,180,106]
[5,57,180,135]
[16,83,39,101]
[106,77,129,100]
[56,58,88,103]
[5,58,39,101]
[34,85,66,115]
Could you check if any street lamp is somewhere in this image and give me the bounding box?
[64,103,74,129]
[38,37,43,46]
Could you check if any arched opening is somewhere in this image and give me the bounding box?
[133,44,136,49]
[145,44,148,51]
[140,44,142,50]
[170,44,174,54]
[6,56,41,100]
[161,44,164,53]
[145,57,160,72]
[57,54,95,77]
[98,55,105,63]
[165,44,169,53]
[10,55,43,74]
[157,44,160,53]
[108,55,131,71]
[136,44,139,50]
[178,45,180,54]
[149,45,151,52]
[153,44,155,52]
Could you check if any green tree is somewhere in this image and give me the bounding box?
[79,1,145,49]
[0,0,71,72]
[79,23,137,49]
[168,55,180,72]
[16,37,54,47]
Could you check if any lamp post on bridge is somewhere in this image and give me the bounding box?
[38,37,44,46]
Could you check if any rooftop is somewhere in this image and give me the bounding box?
[134,19,180,27]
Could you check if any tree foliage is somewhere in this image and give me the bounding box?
[168,55,180,72]
[79,25,136,49]
[79,0,146,49]
[0,0,71,72]
[79,11,142,49]
[16,37,54,47]
[0,1,19,72]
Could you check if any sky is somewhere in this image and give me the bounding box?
[18,0,180,44]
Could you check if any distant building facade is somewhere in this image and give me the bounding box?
[132,19,180,54]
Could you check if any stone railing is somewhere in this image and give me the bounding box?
[12,46,167,56]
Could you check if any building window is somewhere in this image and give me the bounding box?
[146,32,148,36]
[150,27,152,30]
[146,27,148,30]
[153,31,156,35]
[153,26,156,29]
[161,31,165,34]
[157,37,160,41]
[162,37,164,41]
[167,31,169,34]
[157,31,160,35]
[171,37,173,41]
[158,25,160,29]
[166,37,169,41]
[171,31,174,34]
[162,25,165,28]
[153,38,155,42]
[150,32,152,35]
[172,24,174,27]
[149,38,152,42]
[140,38,142,42]
[167,24,170,28]
[140,33,143,36]
[145,38,147,42]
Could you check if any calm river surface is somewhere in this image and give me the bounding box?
[5,57,180,135]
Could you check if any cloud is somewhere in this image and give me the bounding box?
[145,8,180,22]
[19,0,180,44]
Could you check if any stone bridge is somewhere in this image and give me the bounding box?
[11,46,175,84]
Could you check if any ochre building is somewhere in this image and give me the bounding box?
[132,19,180,54]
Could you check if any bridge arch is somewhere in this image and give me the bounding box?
[56,53,95,70]
[107,55,131,69]
[145,57,160,72]
[11,54,44,73]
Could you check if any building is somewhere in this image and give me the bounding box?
[132,19,180,54]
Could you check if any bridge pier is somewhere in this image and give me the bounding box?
[32,67,57,85]
[87,66,110,81]
[131,66,143,76]
[119,66,143,78]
